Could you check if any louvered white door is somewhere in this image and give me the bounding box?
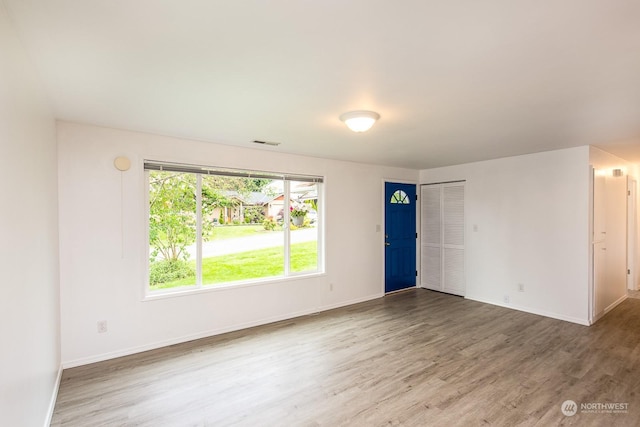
[421,186,441,291]
[443,185,465,295]
[421,182,465,296]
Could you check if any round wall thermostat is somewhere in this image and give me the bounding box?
[114,156,131,171]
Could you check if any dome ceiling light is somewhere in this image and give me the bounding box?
[339,110,380,132]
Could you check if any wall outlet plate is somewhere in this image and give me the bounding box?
[97,320,108,333]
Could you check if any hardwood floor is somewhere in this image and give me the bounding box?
[51,289,640,426]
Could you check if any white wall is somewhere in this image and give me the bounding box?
[420,147,591,324]
[590,146,634,320]
[57,122,417,366]
[0,3,60,426]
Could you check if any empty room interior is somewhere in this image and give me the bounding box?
[3,1,640,426]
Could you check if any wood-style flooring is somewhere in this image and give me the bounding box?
[51,289,640,426]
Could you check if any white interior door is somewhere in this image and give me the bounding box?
[593,172,606,316]
[421,185,441,291]
[604,173,628,305]
[443,184,465,295]
[628,178,637,291]
[592,169,628,319]
[421,182,465,296]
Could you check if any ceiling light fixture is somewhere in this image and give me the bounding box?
[339,110,380,132]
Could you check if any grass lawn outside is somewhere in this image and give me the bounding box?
[207,224,268,240]
[150,240,318,291]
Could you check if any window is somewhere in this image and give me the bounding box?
[390,190,410,204]
[146,161,323,293]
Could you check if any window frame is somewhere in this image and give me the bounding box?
[390,189,410,204]
[143,160,325,298]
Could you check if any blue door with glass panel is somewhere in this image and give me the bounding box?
[385,182,417,293]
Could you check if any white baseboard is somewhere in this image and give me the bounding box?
[591,310,605,324]
[465,295,591,326]
[591,293,628,325]
[319,293,384,311]
[605,293,628,314]
[384,286,418,295]
[62,308,318,368]
[62,293,384,369]
[44,364,63,427]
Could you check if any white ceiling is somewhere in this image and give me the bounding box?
[5,0,640,169]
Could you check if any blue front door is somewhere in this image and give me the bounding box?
[385,182,417,293]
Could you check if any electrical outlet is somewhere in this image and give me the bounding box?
[503,295,510,304]
[329,283,334,291]
[97,320,108,333]
[518,283,525,292]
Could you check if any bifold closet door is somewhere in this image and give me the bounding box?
[421,182,465,296]
[421,186,441,291]
[442,184,465,295]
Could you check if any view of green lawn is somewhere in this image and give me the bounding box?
[208,224,266,240]
[150,240,318,290]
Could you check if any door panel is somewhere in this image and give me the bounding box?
[593,172,606,316]
[421,182,465,296]
[421,185,441,291]
[385,182,417,293]
[443,185,464,246]
[628,179,637,291]
[443,247,465,294]
[422,246,441,290]
[422,186,441,245]
[592,170,627,318]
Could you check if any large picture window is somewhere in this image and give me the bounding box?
[145,161,323,293]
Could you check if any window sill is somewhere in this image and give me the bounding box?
[142,271,326,302]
